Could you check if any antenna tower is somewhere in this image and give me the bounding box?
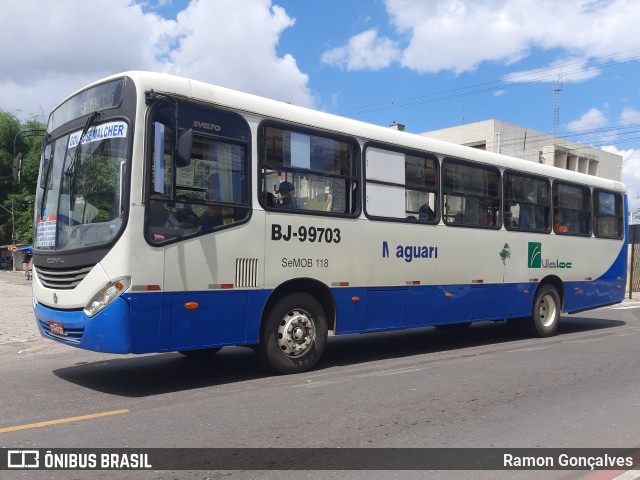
[553,71,563,138]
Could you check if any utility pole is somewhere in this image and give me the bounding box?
[0,201,16,272]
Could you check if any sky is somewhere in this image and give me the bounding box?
[1,0,639,214]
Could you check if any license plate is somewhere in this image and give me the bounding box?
[48,321,65,336]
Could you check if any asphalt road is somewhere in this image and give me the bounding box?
[1,272,639,480]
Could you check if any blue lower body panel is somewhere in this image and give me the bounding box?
[332,282,535,334]
[34,297,131,353]
[33,275,625,354]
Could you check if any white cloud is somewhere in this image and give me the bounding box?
[502,58,601,85]
[567,108,608,132]
[321,29,400,71]
[602,145,640,216]
[322,0,640,77]
[166,0,313,106]
[621,107,640,126]
[567,108,618,143]
[0,0,314,119]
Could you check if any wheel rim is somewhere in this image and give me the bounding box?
[277,309,316,357]
[538,294,557,328]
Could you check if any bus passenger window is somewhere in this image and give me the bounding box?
[442,159,500,229]
[552,182,590,236]
[504,171,550,232]
[365,146,438,223]
[594,190,623,239]
[260,125,359,215]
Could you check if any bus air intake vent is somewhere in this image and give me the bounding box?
[235,258,258,288]
[35,265,94,290]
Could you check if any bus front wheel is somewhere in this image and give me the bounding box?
[529,284,561,337]
[258,293,328,374]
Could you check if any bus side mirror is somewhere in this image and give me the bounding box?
[175,129,193,167]
[12,153,23,184]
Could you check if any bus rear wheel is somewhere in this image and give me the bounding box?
[258,293,328,374]
[528,284,561,337]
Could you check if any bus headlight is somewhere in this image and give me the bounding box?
[84,277,131,318]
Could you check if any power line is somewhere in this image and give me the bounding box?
[333,48,640,118]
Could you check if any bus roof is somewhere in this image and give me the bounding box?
[61,70,626,194]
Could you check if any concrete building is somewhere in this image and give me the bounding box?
[422,119,622,181]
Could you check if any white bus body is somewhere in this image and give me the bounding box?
[32,72,627,373]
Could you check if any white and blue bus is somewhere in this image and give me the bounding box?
[32,71,627,373]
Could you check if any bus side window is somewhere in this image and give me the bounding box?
[504,171,550,232]
[442,159,500,229]
[553,182,591,236]
[594,190,623,239]
[260,125,360,215]
[364,146,438,223]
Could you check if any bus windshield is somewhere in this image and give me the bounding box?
[35,119,129,252]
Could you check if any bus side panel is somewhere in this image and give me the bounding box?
[169,291,248,350]
[405,284,532,327]
[332,283,534,334]
[563,240,627,313]
[127,292,168,354]
[365,289,406,331]
[334,288,367,334]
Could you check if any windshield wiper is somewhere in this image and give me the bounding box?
[65,111,101,176]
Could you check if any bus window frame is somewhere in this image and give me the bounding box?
[363,142,440,225]
[552,180,592,237]
[257,120,361,218]
[503,169,551,234]
[593,188,624,240]
[442,157,502,230]
[144,100,252,246]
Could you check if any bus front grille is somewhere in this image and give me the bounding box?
[38,319,84,343]
[35,265,95,290]
[236,258,259,288]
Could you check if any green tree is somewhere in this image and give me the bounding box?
[0,110,45,245]
[499,243,511,282]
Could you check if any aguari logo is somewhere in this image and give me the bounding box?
[527,242,572,269]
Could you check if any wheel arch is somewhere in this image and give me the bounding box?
[535,275,565,310]
[261,278,336,334]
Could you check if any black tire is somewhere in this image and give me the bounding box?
[178,347,222,358]
[257,293,328,374]
[528,284,561,337]
[436,322,471,332]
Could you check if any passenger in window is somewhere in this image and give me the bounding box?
[278,181,299,208]
[419,204,435,222]
[504,211,513,229]
[478,205,495,227]
[200,205,223,232]
[553,212,569,233]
